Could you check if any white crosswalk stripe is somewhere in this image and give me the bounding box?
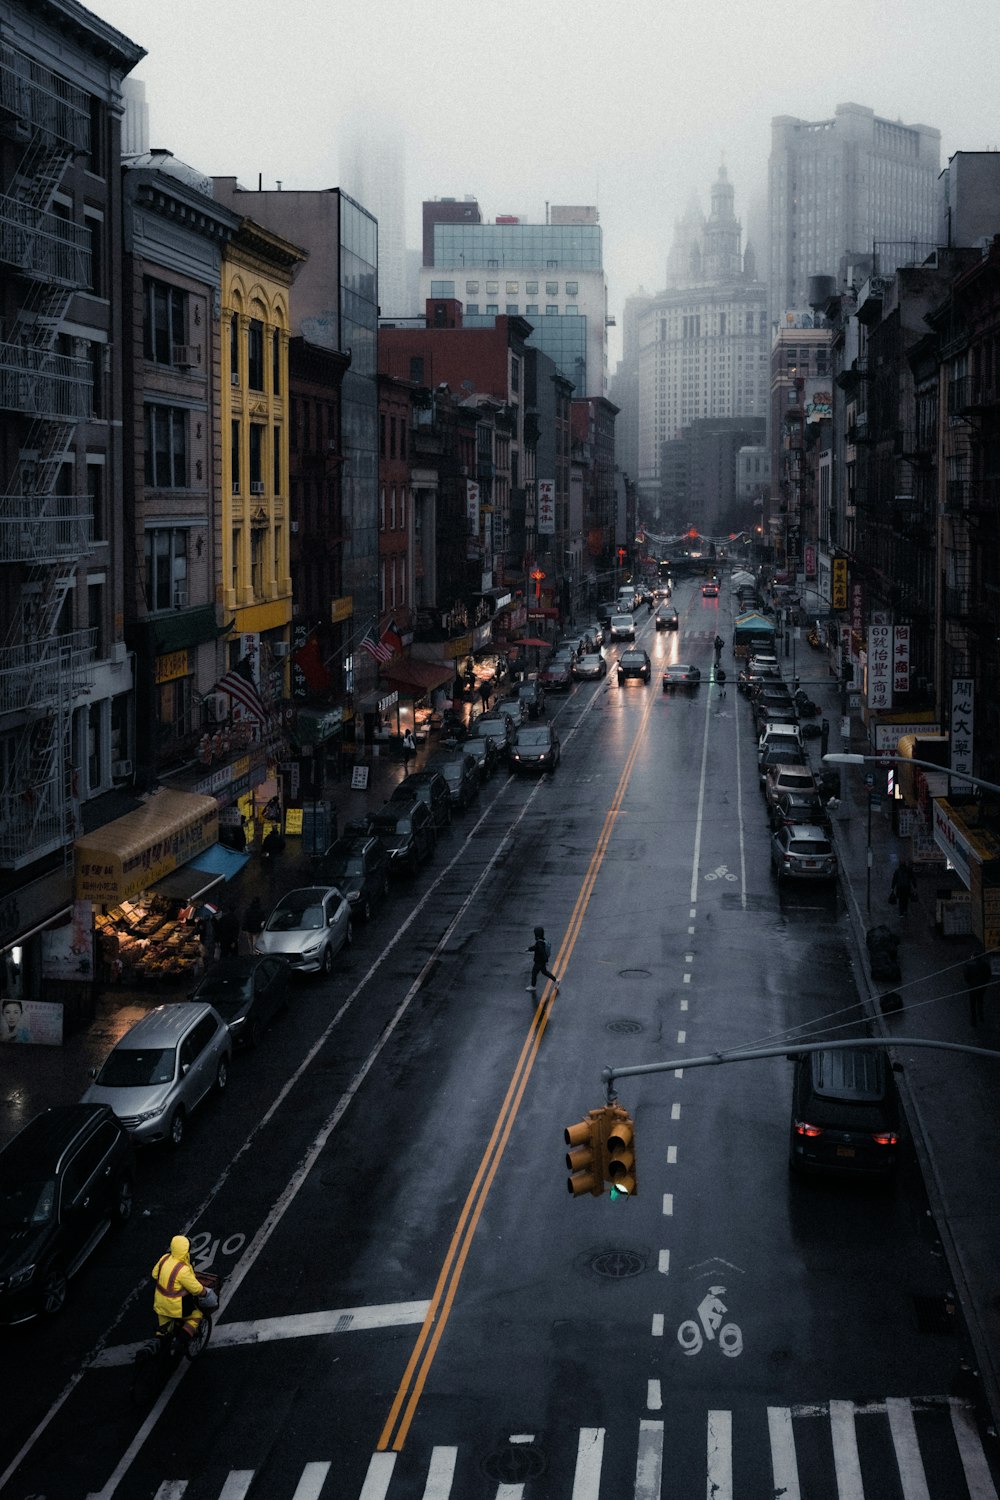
[159,1396,999,1499]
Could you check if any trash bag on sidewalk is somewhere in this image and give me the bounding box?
[866,924,901,982]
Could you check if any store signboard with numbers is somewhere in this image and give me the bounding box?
[351,766,369,790]
[866,625,892,710]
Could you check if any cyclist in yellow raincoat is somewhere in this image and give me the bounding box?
[152,1234,207,1340]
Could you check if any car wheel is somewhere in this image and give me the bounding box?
[360,897,372,923]
[215,1056,229,1093]
[248,1017,264,1049]
[39,1262,68,1317]
[169,1108,186,1150]
[114,1174,134,1227]
[321,944,334,976]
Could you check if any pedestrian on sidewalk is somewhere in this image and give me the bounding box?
[526,925,559,995]
[714,634,724,666]
[963,951,992,1026]
[402,728,416,773]
[889,859,915,916]
[215,908,240,958]
[479,678,491,712]
[242,896,266,955]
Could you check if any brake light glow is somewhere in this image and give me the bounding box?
[793,1120,823,1138]
[872,1132,899,1146]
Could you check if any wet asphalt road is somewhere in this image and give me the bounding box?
[1,580,996,1500]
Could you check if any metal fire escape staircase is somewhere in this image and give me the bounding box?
[0,37,95,868]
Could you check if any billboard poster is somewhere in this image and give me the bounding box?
[866,625,892,710]
[951,678,974,791]
[537,479,555,536]
[1,999,63,1047]
[892,625,911,697]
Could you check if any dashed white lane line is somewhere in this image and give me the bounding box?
[683,973,691,984]
[677,1030,686,1043]
[671,1102,681,1119]
[651,1314,664,1337]
[571,1429,605,1500]
[687,924,695,935]
[662,1194,674,1216]
[674,1067,684,1078]
[667,1145,677,1164]
[658,1249,671,1275]
[684,952,694,963]
[680,997,688,1010]
[647,1380,662,1411]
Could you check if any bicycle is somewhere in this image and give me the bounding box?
[131,1272,220,1407]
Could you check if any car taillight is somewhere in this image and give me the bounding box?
[793,1120,823,1138]
[872,1131,899,1147]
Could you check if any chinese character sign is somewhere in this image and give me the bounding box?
[892,625,910,696]
[832,558,847,610]
[537,479,555,536]
[851,582,864,633]
[866,625,893,710]
[951,677,974,790]
[466,480,480,534]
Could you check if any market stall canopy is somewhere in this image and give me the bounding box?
[385,659,455,695]
[75,788,219,904]
[514,637,551,649]
[733,611,775,633]
[152,842,249,903]
[731,570,755,586]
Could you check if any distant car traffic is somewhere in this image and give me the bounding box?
[655,606,679,630]
[663,662,701,691]
[610,614,636,642]
[701,582,719,597]
[510,723,561,773]
[573,652,607,680]
[617,648,651,684]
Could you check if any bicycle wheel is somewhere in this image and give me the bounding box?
[131,1341,165,1407]
[185,1313,213,1360]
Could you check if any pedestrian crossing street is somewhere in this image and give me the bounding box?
[149,1395,998,1499]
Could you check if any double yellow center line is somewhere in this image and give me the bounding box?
[378,688,657,1452]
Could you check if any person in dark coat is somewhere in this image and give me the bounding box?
[242,896,266,955]
[890,859,915,916]
[215,908,240,958]
[525,925,559,995]
[964,951,992,1026]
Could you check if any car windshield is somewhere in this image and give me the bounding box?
[267,902,324,931]
[374,813,411,835]
[516,729,550,747]
[97,1047,176,1087]
[464,742,485,758]
[327,854,365,876]
[476,721,505,738]
[611,616,632,627]
[196,973,250,1002]
[579,655,600,666]
[0,1179,55,1228]
[622,653,645,664]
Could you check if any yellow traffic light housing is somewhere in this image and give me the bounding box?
[565,1113,605,1197]
[606,1108,636,1200]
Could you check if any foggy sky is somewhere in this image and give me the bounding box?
[96,0,1000,365]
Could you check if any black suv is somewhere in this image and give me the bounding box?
[617,648,652,684]
[788,1047,902,1177]
[321,833,390,921]
[369,801,436,874]
[390,769,452,831]
[0,1104,134,1325]
[426,750,480,811]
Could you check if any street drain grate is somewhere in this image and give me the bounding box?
[589,1248,647,1279]
[618,967,651,977]
[482,1443,547,1483]
[912,1293,957,1335]
[607,1018,643,1034]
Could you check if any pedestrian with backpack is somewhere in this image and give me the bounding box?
[526,925,559,995]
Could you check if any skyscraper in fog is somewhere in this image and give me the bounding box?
[339,114,408,317]
[768,103,940,324]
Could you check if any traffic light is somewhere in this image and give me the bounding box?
[606,1107,636,1200]
[565,1111,606,1197]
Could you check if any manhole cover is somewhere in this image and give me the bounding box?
[589,1248,647,1280]
[618,967,651,977]
[606,1018,643,1034]
[482,1443,547,1482]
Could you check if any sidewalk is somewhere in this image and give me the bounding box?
[796,649,1000,1431]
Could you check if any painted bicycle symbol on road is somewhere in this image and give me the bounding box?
[704,864,737,882]
[677,1285,743,1358]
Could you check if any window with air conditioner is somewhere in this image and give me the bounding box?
[144,278,186,364]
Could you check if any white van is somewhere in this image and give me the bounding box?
[616,586,637,612]
[610,613,636,642]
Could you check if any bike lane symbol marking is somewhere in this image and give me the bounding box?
[676,1286,743,1358]
[704,865,737,882]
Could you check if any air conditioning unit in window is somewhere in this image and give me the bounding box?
[173,587,188,609]
[272,641,291,658]
[250,481,265,495]
[111,758,133,780]
[230,371,239,385]
[290,520,299,533]
[206,692,229,724]
[172,344,201,368]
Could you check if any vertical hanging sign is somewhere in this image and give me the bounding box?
[866,625,892,710]
[466,480,480,534]
[950,678,974,792]
[537,479,555,536]
[892,625,910,697]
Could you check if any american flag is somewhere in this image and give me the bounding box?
[359,620,397,663]
[216,665,266,723]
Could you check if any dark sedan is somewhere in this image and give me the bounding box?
[319,833,390,921]
[192,955,290,1047]
[540,658,573,692]
[425,750,480,811]
[617,649,651,684]
[655,606,679,630]
[516,679,546,718]
[369,802,436,874]
[510,723,561,774]
[663,662,701,692]
[462,737,498,782]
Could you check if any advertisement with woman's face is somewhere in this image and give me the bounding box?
[1,998,63,1045]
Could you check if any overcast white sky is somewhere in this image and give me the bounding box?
[97,0,1000,365]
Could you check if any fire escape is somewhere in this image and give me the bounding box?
[0,37,97,868]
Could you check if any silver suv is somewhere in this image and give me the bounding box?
[82,1003,231,1149]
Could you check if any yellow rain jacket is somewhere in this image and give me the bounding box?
[152,1234,206,1331]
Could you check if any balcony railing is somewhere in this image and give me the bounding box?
[948,376,1000,416]
[0,628,97,716]
[0,195,91,285]
[0,341,92,420]
[0,775,65,867]
[0,41,91,151]
[0,494,94,563]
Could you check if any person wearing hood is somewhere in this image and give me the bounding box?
[526,925,559,995]
[152,1234,207,1340]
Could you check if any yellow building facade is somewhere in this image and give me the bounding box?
[219,219,306,681]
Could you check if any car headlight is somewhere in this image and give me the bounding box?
[302,941,324,957]
[5,1263,37,1291]
[133,1104,168,1124]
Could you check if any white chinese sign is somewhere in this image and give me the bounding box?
[866,625,893,710]
[466,480,480,534]
[537,479,555,536]
[950,678,974,792]
[892,625,910,696]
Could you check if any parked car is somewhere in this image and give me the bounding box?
[738,664,784,696]
[758,746,809,791]
[770,823,838,883]
[472,711,517,756]
[191,955,290,1048]
[461,736,499,782]
[764,764,817,812]
[517,678,546,718]
[510,723,561,774]
[770,788,831,832]
[755,703,801,735]
[752,690,796,733]
[0,1104,134,1325]
[540,657,573,692]
[370,802,436,874]
[788,1046,901,1176]
[663,662,701,692]
[391,768,453,829]
[596,602,615,630]
[256,886,352,975]
[610,613,636,642]
[573,652,607,680]
[617,648,652,684]
[758,723,803,757]
[497,695,527,727]
[319,833,390,920]
[584,620,607,646]
[425,750,481,811]
[655,605,679,630]
[82,1003,232,1148]
[557,637,586,659]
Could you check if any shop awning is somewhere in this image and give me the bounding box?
[140,606,232,655]
[384,660,455,695]
[151,842,249,901]
[75,788,219,904]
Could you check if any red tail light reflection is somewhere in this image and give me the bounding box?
[793,1120,823,1138]
[872,1132,899,1146]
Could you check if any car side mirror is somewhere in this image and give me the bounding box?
[181,1062,190,1076]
